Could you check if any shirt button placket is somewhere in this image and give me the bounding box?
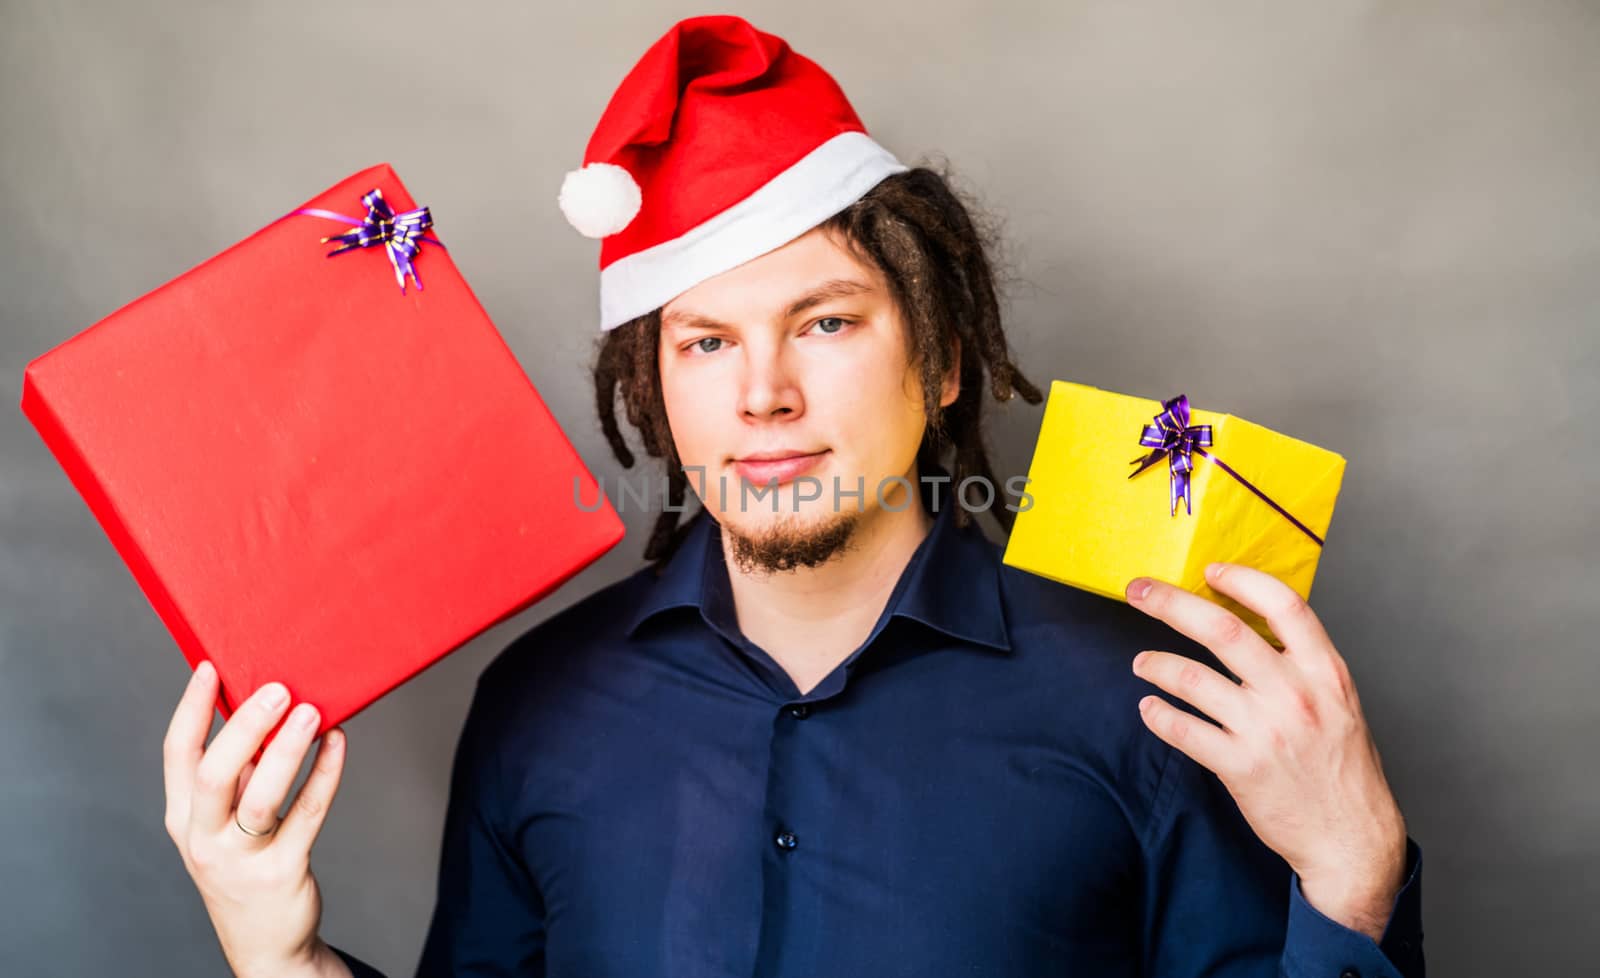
[774,705,807,853]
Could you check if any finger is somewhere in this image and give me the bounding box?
[190,681,292,835]
[231,703,321,842]
[1127,577,1289,694]
[1138,694,1235,775]
[276,727,348,855]
[163,660,220,825]
[1132,649,1250,732]
[1203,562,1337,664]
[233,759,256,810]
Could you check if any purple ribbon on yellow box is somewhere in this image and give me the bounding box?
[290,188,444,294]
[1128,393,1325,547]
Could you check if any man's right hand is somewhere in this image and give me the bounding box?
[162,660,353,978]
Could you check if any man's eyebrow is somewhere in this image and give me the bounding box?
[781,277,876,319]
[661,278,876,331]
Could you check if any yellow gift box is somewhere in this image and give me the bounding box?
[1002,380,1346,647]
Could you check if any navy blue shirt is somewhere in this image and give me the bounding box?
[329,466,1424,977]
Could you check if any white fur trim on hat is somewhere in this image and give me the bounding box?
[558,162,643,239]
[596,131,908,331]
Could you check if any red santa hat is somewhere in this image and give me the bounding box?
[557,14,910,332]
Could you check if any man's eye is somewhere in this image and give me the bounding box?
[687,336,724,355]
[810,316,851,335]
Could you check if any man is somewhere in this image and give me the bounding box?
[163,14,1423,977]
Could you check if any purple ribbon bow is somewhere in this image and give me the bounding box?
[1128,393,1324,546]
[1128,393,1213,516]
[291,188,442,293]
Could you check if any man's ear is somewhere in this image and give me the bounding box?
[939,335,962,408]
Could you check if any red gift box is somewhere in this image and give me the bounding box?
[19,163,626,753]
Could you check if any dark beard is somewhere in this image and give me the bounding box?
[722,509,862,575]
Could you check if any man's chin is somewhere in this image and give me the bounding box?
[720,507,862,575]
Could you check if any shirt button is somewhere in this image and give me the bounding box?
[1339,969,1361,978]
[787,704,810,719]
[774,829,798,851]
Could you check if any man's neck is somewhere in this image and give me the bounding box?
[718,473,935,696]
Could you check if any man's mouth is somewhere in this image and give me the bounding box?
[731,449,830,485]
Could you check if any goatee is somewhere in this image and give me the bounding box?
[722,510,862,575]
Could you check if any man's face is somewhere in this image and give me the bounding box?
[658,225,958,573]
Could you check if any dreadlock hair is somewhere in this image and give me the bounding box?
[590,156,1045,570]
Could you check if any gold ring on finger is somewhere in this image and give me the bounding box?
[234,810,278,838]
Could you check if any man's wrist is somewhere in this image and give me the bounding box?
[1295,827,1409,941]
[309,937,355,978]
[234,937,350,978]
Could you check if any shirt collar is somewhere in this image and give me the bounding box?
[623,461,1012,655]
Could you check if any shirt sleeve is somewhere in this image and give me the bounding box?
[1141,737,1426,978]
[1283,837,1424,978]
[323,670,548,978]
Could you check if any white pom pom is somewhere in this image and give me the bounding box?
[558,162,642,238]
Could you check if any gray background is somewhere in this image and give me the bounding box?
[3,1,1594,975]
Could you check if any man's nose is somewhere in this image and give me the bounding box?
[738,344,803,419]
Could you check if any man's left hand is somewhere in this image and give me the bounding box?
[1126,561,1409,941]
